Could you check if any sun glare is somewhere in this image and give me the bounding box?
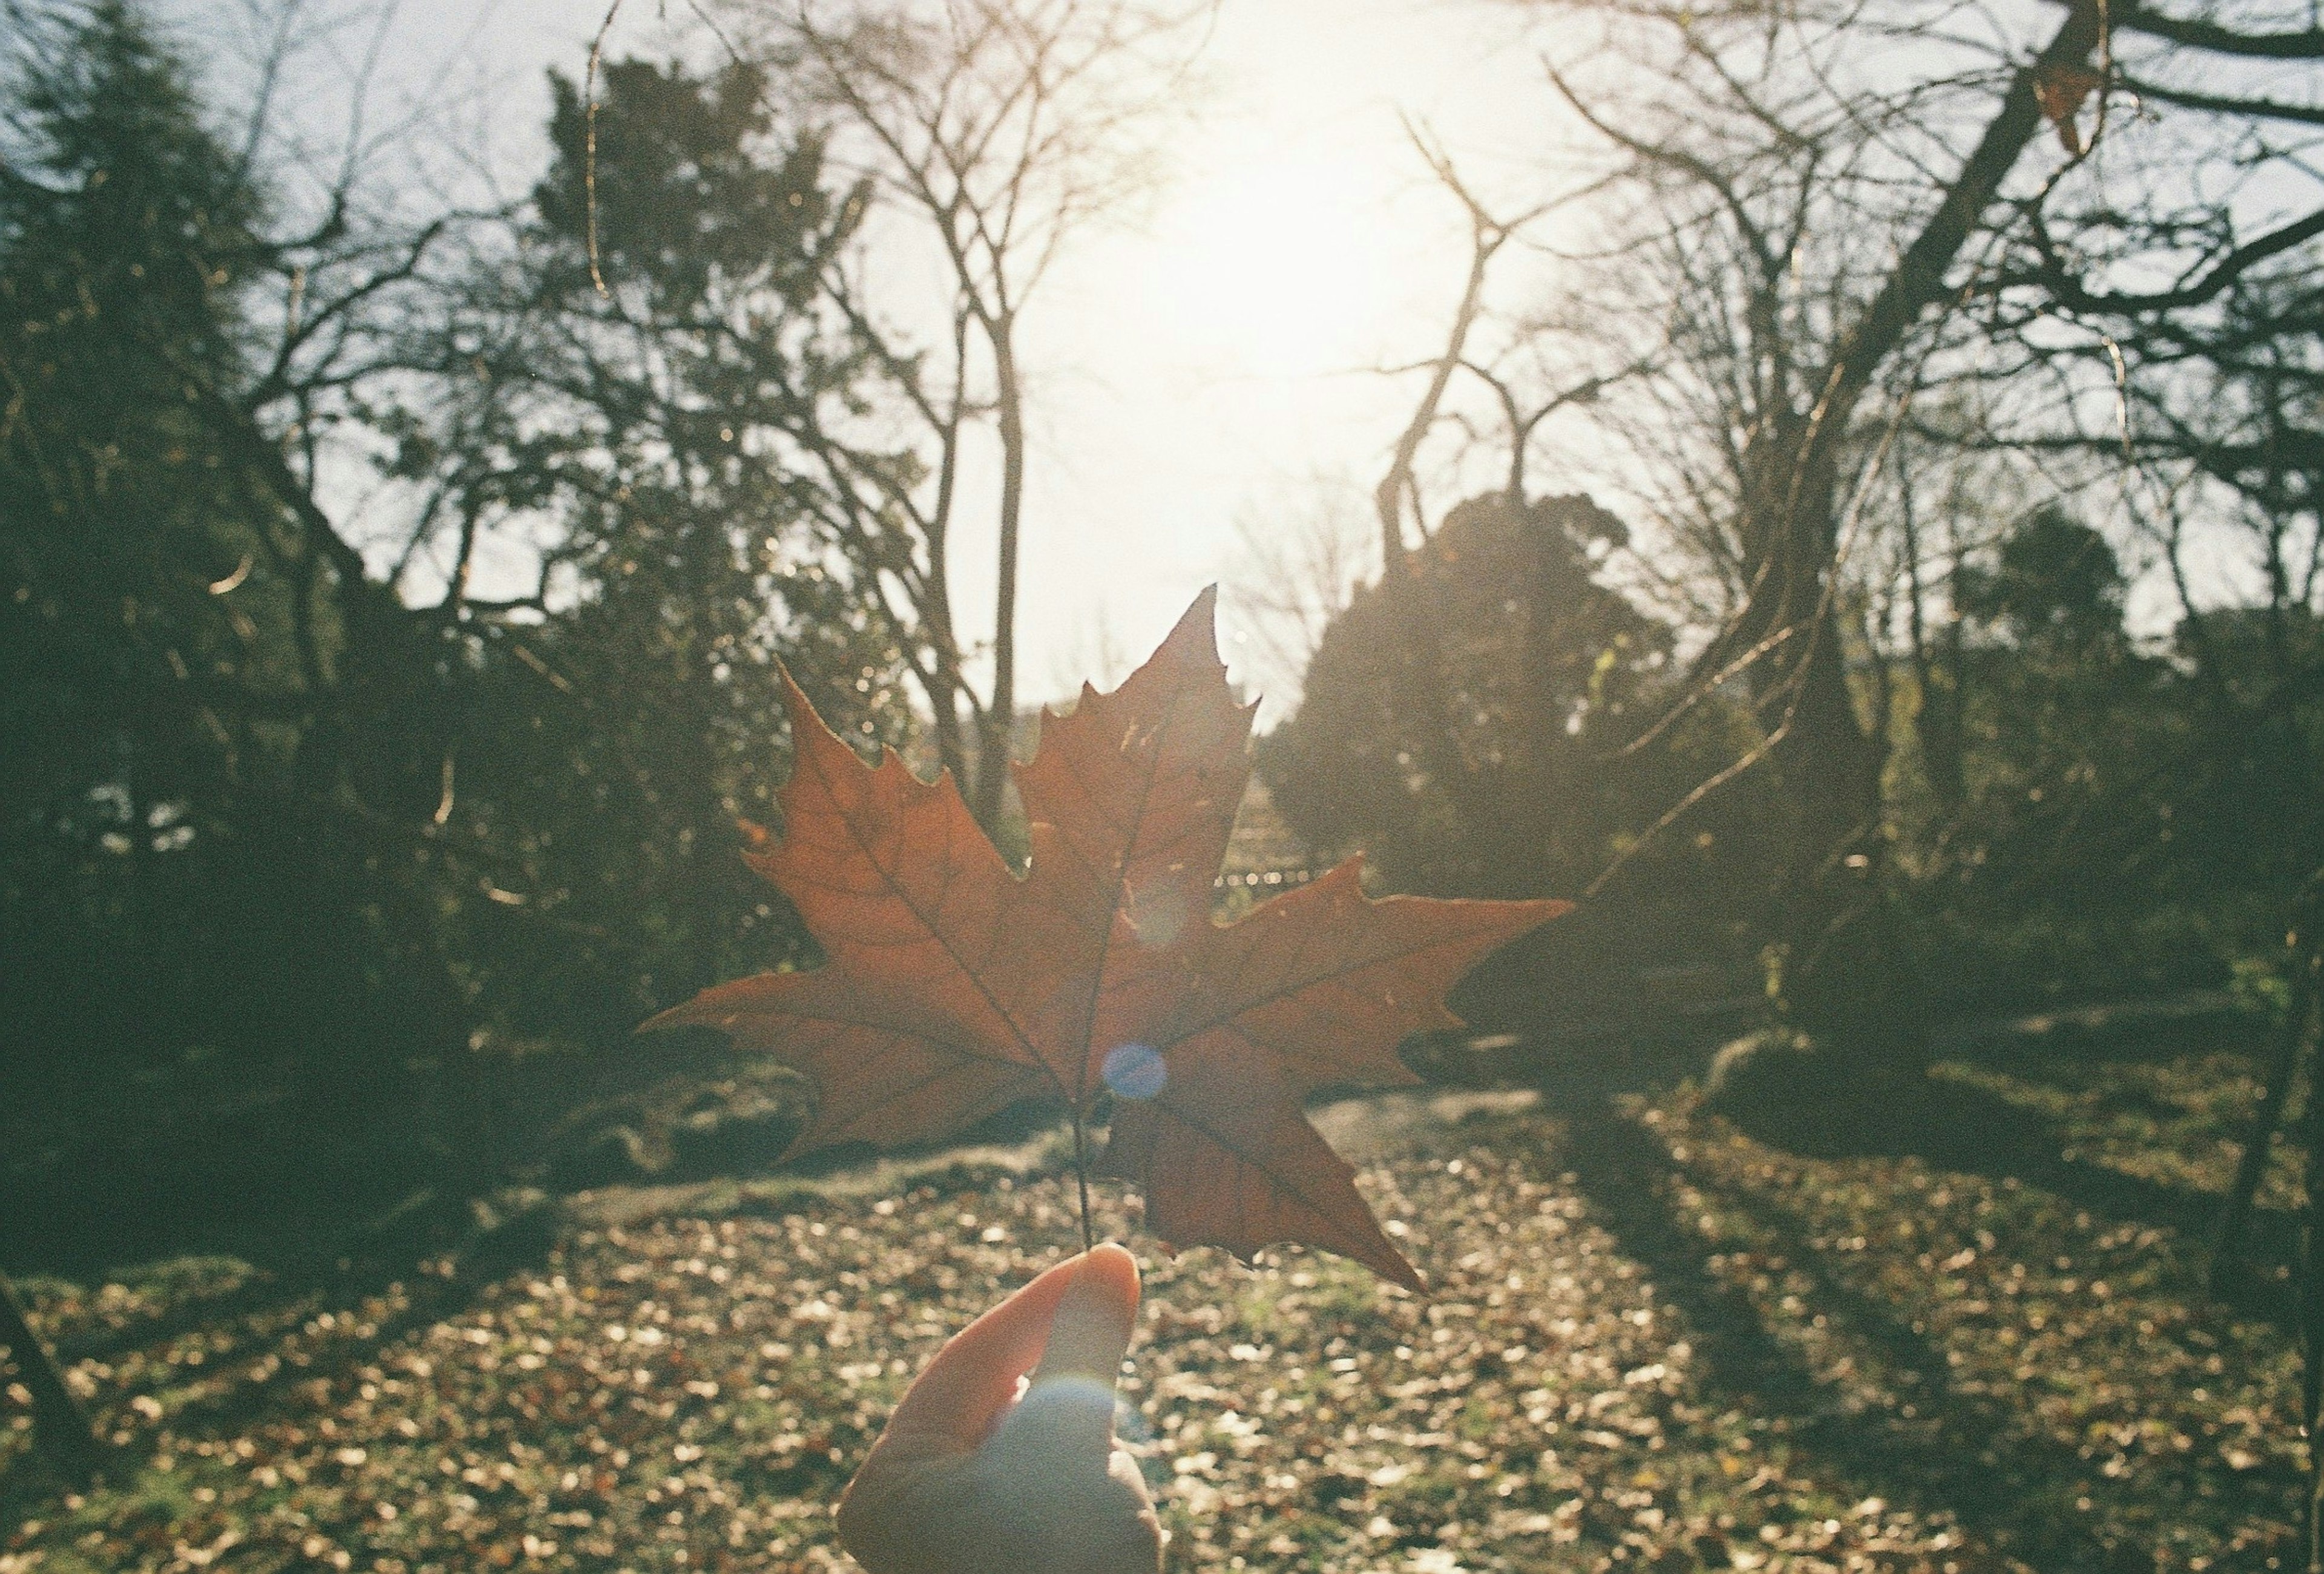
[1136,143,1409,381]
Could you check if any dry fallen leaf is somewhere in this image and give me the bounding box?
[647,589,1566,1287]
[2035,62,2105,156]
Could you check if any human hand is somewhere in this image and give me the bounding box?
[836,1243,1163,1574]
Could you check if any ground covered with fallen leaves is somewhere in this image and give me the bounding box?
[1,1019,2307,1572]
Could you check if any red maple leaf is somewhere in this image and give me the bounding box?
[646,590,1566,1287]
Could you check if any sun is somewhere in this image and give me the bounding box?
[1135,140,1411,382]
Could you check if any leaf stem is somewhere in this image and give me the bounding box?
[1070,1110,1095,1253]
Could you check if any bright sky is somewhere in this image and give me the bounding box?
[179,0,1563,720]
[1014,0,1557,706]
[163,0,2291,727]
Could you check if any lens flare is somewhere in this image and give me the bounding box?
[1101,1043,1168,1101]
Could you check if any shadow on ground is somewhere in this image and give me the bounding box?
[1488,994,2299,1571]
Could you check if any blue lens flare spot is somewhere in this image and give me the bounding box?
[1101,1042,1168,1101]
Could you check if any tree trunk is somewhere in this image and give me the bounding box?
[972,316,1025,833]
[2279,868,2324,1567]
[1697,401,1917,1068]
[0,1269,109,1483]
[1931,542,1969,813]
[1899,476,1965,813]
[2215,947,2317,1288]
[2302,1006,2324,1572]
[922,557,971,792]
[1762,594,1926,1071]
[919,310,973,791]
[1701,0,2107,1072]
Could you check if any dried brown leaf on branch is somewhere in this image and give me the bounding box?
[2035,62,2106,157]
[646,589,1566,1288]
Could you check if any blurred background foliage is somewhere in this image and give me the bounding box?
[1,2,908,1266]
[1262,482,2319,1030]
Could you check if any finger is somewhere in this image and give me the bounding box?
[879,1250,1087,1451]
[1028,1242,1139,1395]
[1108,1444,1167,1572]
[997,1243,1140,1461]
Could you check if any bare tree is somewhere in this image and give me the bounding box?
[1964,0,2324,718]
[1521,0,2110,1065]
[1225,479,1374,704]
[1373,135,1551,574]
[735,0,1214,824]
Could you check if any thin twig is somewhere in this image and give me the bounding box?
[584,0,626,299]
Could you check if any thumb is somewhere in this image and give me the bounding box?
[997,1243,1140,1460]
[1030,1243,1140,1392]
